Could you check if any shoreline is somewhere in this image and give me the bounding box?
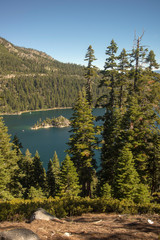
[0,107,72,116]
[31,125,69,130]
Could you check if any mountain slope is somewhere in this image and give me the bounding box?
[0,38,102,113]
[0,37,85,75]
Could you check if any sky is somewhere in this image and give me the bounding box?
[0,0,160,70]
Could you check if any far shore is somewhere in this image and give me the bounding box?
[0,107,72,116]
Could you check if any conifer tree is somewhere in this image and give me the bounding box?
[96,39,118,112]
[147,138,160,193]
[46,151,60,197]
[19,149,34,198]
[114,145,140,200]
[84,45,97,105]
[146,50,159,70]
[33,151,46,191]
[67,89,97,197]
[46,159,54,197]
[130,33,148,90]
[97,40,121,186]
[0,149,10,199]
[11,135,25,198]
[103,39,118,108]
[12,134,23,155]
[99,182,112,199]
[104,39,118,70]
[59,154,80,197]
[0,117,19,199]
[120,94,148,182]
[100,107,122,186]
[117,48,130,109]
[28,186,46,199]
[114,144,151,202]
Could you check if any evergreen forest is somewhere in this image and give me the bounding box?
[0,37,103,113]
[1,36,160,218]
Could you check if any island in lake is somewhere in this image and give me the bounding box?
[31,115,70,130]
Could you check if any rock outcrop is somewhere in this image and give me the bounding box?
[0,228,40,240]
[29,208,64,223]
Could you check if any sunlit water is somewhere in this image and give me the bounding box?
[2,108,104,170]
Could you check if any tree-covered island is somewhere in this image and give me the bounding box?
[31,115,70,130]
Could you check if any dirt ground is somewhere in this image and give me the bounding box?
[0,213,160,240]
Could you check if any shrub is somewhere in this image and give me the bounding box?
[0,197,160,221]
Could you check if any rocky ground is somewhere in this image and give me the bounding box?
[0,213,160,240]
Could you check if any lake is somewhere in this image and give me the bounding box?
[2,108,104,170]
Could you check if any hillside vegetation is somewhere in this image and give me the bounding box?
[0,37,103,113]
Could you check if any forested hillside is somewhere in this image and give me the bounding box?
[0,37,103,113]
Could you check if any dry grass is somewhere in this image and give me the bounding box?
[0,213,160,239]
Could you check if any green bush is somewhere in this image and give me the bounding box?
[0,197,160,221]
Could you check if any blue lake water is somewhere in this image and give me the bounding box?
[2,108,104,170]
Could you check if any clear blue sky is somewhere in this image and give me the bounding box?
[0,0,160,69]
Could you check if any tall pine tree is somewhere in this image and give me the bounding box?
[19,149,34,198]
[97,40,121,186]
[84,45,97,106]
[67,89,97,197]
[0,117,19,199]
[117,48,130,110]
[46,151,60,197]
[33,151,46,192]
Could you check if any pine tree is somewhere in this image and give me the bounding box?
[59,154,80,197]
[100,106,122,185]
[147,138,160,193]
[0,149,10,199]
[120,94,148,182]
[146,50,159,70]
[19,149,34,198]
[47,159,54,197]
[114,145,140,200]
[33,151,46,191]
[0,117,19,199]
[84,45,97,105]
[67,89,97,197]
[117,48,130,109]
[130,33,148,90]
[11,135,25,198]
[46,151,60,197]
[98,48,129,186]
[28,186,46,199]
[97,40,121,186]
[12,134,23,155]
[103,39,118,108]
[104,39,118,70]
[99,182,112,199]
[114,144,151,202]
